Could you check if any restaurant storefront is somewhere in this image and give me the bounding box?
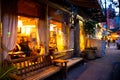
[17,0,47,56]
[1,0,73,60]
[49,20,66,52]
[48,7,69,52]
[1,0,47,59]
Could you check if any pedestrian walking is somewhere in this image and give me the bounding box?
[116,38,120,49]
[107,39,110,47]
[113,39,116,46]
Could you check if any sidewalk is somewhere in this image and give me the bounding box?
[65,47,120,80]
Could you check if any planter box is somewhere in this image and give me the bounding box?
[85,49,97,60]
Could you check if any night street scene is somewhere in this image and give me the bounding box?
[1,0,120,80]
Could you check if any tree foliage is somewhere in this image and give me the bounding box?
[83,20,97,37]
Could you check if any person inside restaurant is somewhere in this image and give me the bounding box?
[12,37,22,52]
[18,37,32,57]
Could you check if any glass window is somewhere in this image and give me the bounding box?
[12,16,40,58]
[49,20,66,52]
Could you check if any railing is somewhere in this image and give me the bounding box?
[11,55,52,77]
[54,49,74,59]
[11,49,74,76]
[10,49,76,80]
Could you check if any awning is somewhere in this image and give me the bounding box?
[48,0,106,22]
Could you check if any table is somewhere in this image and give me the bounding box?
[9,51,25,59]
[53,59,69,78]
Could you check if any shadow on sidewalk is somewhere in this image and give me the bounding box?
[109,62,120,80]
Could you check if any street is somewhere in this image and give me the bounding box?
[65,43,120,80]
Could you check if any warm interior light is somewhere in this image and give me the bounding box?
[50,24,56,31]
[18,20,23,28]
[26,27,31,35]
[49,20,65,51]
[58,28,62,34]
[21,27,31,35]
[23,25,36,28]
[17,16,41,55]
[21,27,25,34]
[79,21,85,51]
[111,33,119,40]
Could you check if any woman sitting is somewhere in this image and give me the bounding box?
[13,43,21,52]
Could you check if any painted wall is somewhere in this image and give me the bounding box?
[79,21,86,51]
[86,38,106,57]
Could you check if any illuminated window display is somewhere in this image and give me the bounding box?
[49,20,66,51]
[15,16,41,57]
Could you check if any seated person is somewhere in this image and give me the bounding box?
[10,43,22,59]
[48,48,55,60]
[30,51,39,56]
[19,41,32,57]
[13,43,21,52]
[12,37,21,52]
[39,44,45,55]
[22,42,40,57]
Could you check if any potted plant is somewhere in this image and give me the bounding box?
[84,47,97,59]
[0,60,20,80]
[83,20,97,59]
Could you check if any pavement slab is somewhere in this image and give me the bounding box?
[45,46,120,80]
[65,47,120,80]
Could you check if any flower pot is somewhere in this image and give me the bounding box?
[85,49,96,60]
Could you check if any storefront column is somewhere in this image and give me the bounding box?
[74,18,80,57]
[0,0,2,63]
[45,4,49,54]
